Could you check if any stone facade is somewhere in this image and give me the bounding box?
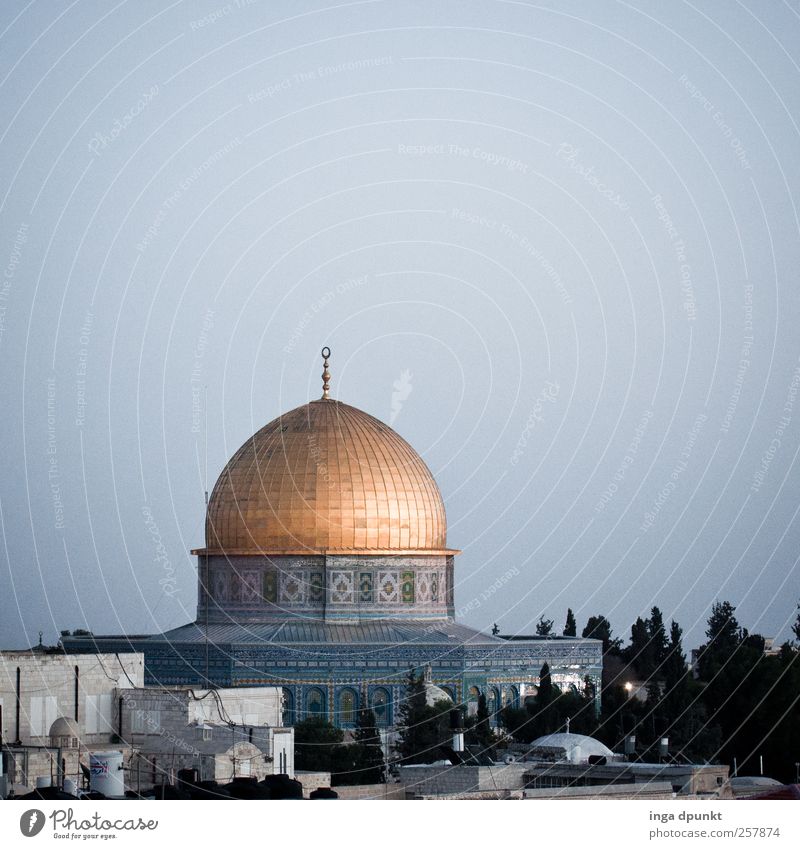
[118,685,293,790]
[0,650,144,747]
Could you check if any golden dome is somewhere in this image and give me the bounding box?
[198,398,453,555]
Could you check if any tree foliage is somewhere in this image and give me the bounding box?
[582,614,622,655]
[332,708,386,786]
[393,669,453,765]
[293,717,344,772]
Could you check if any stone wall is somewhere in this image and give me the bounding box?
[0,651,144,746]
[333,782,406,800]
[399,763,530,797]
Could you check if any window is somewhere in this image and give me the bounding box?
[306,687,325,717]
[467,686,481,717]
[487,687,500,723]
[339,689,357,725]
[505,686,519,709]
[371,688,390,726]
[132,708,161,735]
[281,688,294,725]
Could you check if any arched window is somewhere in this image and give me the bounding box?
[281,688,294,725]
[440,685,456,703]
[371,688,391,726]
[487,686,500,722]
[306,687,325,718]
[467,686,481,717]
[505,686,519,709]
[339,688,357,726]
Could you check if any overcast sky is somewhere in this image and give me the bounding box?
[1,0,799,650]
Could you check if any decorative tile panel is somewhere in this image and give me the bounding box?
[212,570,229,602]
[359,571,373,603]
[263,571,277,603]
[377,571,399,603]
[240,571,260,603]
[329,570,355,604]
[280,571,306,604]
[401,571,415,604]
[309,571,324,603]
[416,572,432,604]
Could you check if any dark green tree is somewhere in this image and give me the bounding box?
[793,602,800,643]
[662,620,687,689]
[536,616,554,636]
[293,717,344,772]
[648,607,669,671]
[563,608,577,637]
[332,708,385,786]
[465,693,495,753]
[625,616,651,673]
[582,614,623,655]
[698,600,742,679]
[393,668,452,765]
[535,662,558,734]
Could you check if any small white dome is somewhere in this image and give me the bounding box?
[424,682,453,707]
[49,716,81,744]
[529,732,613,763]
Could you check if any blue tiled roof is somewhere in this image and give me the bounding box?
[151,619,504,647]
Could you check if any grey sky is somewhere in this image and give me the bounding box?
[1,0,798,650]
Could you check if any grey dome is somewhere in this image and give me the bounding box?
[49,716,81,743]
[529,732,614,763]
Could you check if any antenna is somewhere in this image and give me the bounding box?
[204,384,208,506]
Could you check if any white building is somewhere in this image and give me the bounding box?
[119,686,293,790]
[0,649,144,747]
[0,650,292,796]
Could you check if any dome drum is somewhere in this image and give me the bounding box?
[198,552,455,624]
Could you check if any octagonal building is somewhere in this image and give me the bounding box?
[64,351,602,729]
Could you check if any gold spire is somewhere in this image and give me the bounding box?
[321,346,331,399]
